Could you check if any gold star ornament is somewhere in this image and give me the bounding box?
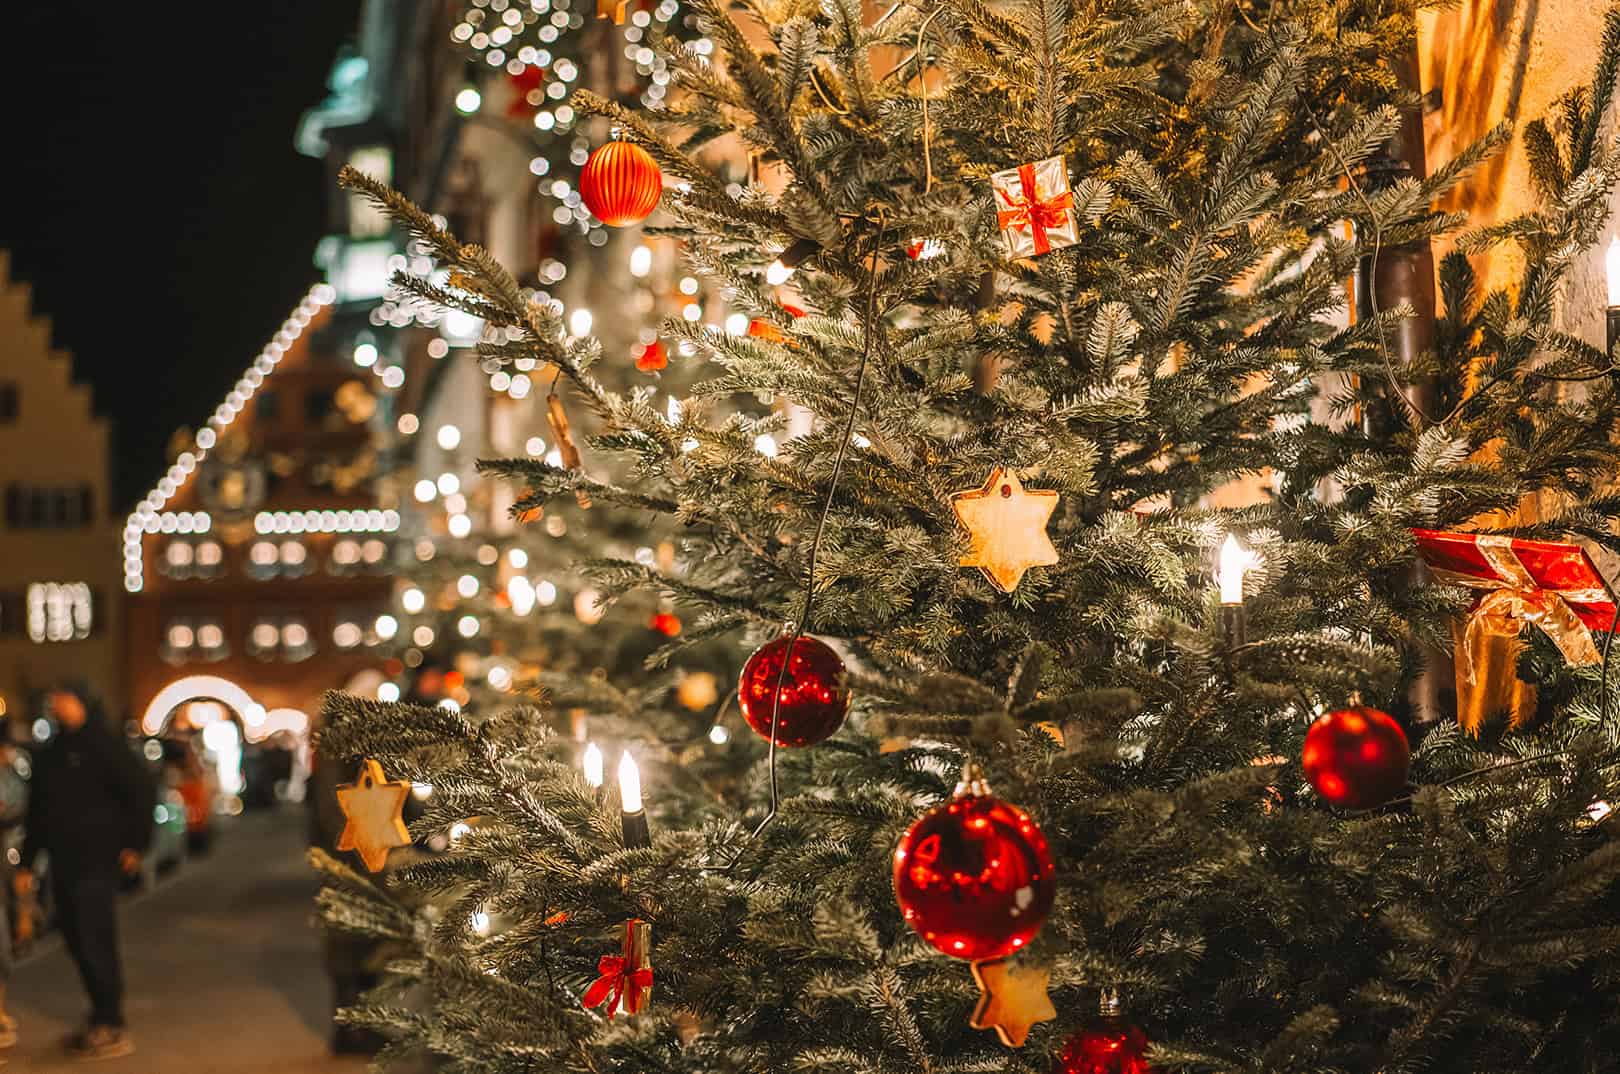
[970,958,1057,1047]
[336,759,412,873]
[951,466,1060,593]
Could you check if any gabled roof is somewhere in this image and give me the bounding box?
[122,285,336,593]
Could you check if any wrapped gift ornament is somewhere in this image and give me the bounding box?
[992,156,1079,260]
[1411,528,1616,732]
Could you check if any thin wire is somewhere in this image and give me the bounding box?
[1298,96,1438,430]
[808,68,852,116]
[916,5,944,194]
[1603,606,1618,733]
[703,218,885,873]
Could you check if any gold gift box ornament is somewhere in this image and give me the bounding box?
[1412,528,1617,733]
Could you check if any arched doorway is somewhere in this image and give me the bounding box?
[137,675,312,833]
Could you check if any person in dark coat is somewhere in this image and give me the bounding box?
[13,689,154,1061]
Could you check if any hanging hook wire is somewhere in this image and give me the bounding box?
[916,5,944,194]
[703,216,886,873]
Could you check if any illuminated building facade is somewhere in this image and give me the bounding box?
[123,287,399,736]
[0,250,125,721]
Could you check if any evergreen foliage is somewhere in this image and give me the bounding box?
[316,1,1620,1070]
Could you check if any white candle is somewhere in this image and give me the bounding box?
[583,742,604,789]
[618,751,642,813]
[1218,534,1252,605]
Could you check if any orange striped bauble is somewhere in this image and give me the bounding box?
[580,141,662,227]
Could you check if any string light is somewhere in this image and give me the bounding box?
[123,285,334,592]
[582,742,604,789]
[252,510,400,535]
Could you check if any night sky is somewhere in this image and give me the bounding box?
[0,3,363,506]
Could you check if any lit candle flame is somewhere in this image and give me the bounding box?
[765,259,794,286]
[618,751,642,813]
[583,742,604,789]
[1218,534,1255,605]
[1607,237,1620,308]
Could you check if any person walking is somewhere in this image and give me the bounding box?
[0,740,24,1063]
[13,690,153,1060]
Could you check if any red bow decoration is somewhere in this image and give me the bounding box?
[995,162,1075,256]
[582,919,653,1018]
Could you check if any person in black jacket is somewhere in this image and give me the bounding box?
[13,689,153,1061]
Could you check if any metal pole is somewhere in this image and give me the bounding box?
[1354,45,1448,725]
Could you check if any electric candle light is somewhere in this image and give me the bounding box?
[618,751,650,848]
[582,742,604,790]
[1217,534,1254,647]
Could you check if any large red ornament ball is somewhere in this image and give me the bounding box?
[580,141,662,227]
[737,636,850,748]
[1302,705,1410,809]
[893,792,1055,961]
[1052,1019,1153,1074]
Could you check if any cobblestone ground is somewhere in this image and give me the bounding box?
[9,809,370,1073]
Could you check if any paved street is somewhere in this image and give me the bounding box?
[10,810,367,1073]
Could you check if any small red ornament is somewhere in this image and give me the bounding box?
[737,635,849,747]
[580,141,662,227]
[893,765,1055,962]
[748,303,807,344]
[1053,1000,1154,1074]
[650,611,682,637]
[505,65,547,119]
[635,339,668,372]
[1302,706,1410,809]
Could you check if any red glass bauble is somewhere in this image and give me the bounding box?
[737,636,849,747]
[893,791,1055,961]
[580,141,662,227]
[505,65,547,119]
[1052,1019,1153,1074]
[650,611,682,637]
[635,339,668,372]
[1302,705,1410,809]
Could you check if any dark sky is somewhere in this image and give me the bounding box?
[0,3,363,506]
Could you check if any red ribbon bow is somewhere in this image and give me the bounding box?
[582,954,653,1018]
[995,162,1074,255]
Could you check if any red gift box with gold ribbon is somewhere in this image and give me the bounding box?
[1411,528,1616,732]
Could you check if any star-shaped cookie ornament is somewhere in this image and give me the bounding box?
[336,759,412,873]
[970,958,1057,1047]
[951,466,1060,593]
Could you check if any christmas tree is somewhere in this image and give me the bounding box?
[315,0,1620,1070]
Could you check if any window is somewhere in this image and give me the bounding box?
[195,540,223,576]
[26,583,93,642]
[4,484,93,529]
[332,620,364,649]
[347,146,393,238]
[161,615,227,665]
[256,389,281,422]
[0,383,17,422]
[0,592,22,637]
[160,539,224,580]
[305,391,333,424]
[248,540,306,580]
[248,616,315,662]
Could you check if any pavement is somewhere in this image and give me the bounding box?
[8,809,370,1073]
